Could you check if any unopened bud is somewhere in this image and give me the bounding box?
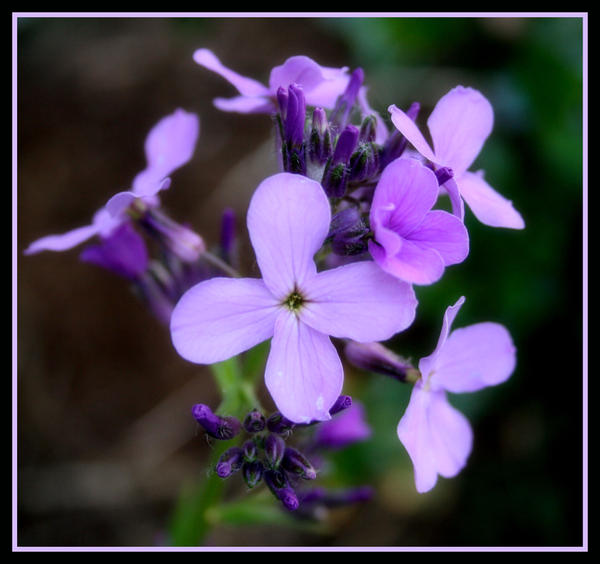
[191,404,241,440]
[282,447,317,480]
[215,447,244,478]
[243,409,266,433]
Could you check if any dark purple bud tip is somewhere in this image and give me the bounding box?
[242,460,264,489]
[243,440,257,462]
[330,395,352,416]
[243,409,266,433]
[192,403,241,440]
[266,412,295,435]
[278,488,300,511]
[435,166,454,186]
[282,447,317,480]
[215,446,244,478]
[265,433,286,469]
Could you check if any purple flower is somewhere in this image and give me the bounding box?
[397,296,517,493]
[389,86,525,229]
[193,49,350,114]
[170,173,417,423]
[24,109,199,255]
[369,157,470,285]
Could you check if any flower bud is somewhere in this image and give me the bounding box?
[264,470,299,511]
[322,125,359,199]
[191,404,241,440]
[282,447,317,480]
[243,409,266,433]
[264,433,286,469]
[344,341,418,383]
[242,460,264,489]
[330,67,364,131]
[215,447,244,478]
[329,395,353,416]
[266,412,295,435]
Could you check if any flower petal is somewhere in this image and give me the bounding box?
[133,109,199,197]
[314,401,371,449]
[213,95,275,114]
[247,173,330,300]
[371,157,439,238]
[170,277,279,364]
[269,56,349,108]
[427,86,493,177]
[388,104,437,164]
[418,296,465,382]
[370,238,445,286]
[458,171,525,229]
[24,223,100,255]
[265,311,344,424]
[407,210,469,266]
[431,322,517,393]
[300,261,417,342]
[397,384,472,493]
[193,49,270,98]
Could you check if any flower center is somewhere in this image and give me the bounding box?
[284,291,305,312]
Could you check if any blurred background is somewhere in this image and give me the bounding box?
[16,16,585,548]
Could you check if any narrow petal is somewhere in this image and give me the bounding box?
[265,311,344,424]
[105,191,137,217]
[439,177,465,221]
[24,223,100,255]
[247,173,330,300]
[388,104,437,164]
[427,86,494,177]
[407,210,469,266]
[193,49,270,97]
[431,322,517,393]
[370,238,445,286]
[418,296,465,382]
[397,384,472,493]
[269,56,349,108]
[371,157,439,238]
[300,261,417,342]
[133,109,199,197]
[213,95,275,114]
[458,171,525,229]
[170,277,279,364]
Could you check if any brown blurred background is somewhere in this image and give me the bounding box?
[16,16,585,548]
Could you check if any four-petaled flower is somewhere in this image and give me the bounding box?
[170,172,418,423]
[24,109,199,255]
[193,49,351,114]
[369,157,470,285]
[389,86,525,229]
[397,296,517,493]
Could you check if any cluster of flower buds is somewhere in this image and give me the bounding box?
[191,396,370,512]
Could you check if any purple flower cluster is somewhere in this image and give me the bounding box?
[180,50,523,492]
[191,397,372,512]
[26,49,524,496]
[24,109,216,325]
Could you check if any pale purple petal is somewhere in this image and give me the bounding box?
[370,238,445,286]
[314,401,371,449]
[430,322,517,393]
[269,56,349,108]
[300,261,417,342]
[439,177,465,221]
[105,191,137,218]
[427,86,494,177]
[213,95,275,114]
[418,296,465,382]
[397,384,472,493]
[170,277,279,364]
[133,109,199,197]
[458,171,525,229]
[193,49,270,98]
[265,311,344,424]
[247,173,330,300]
[388,104,437,164]
[24,223,100,255]
[371,158,439,238]
[407,210,469,266]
